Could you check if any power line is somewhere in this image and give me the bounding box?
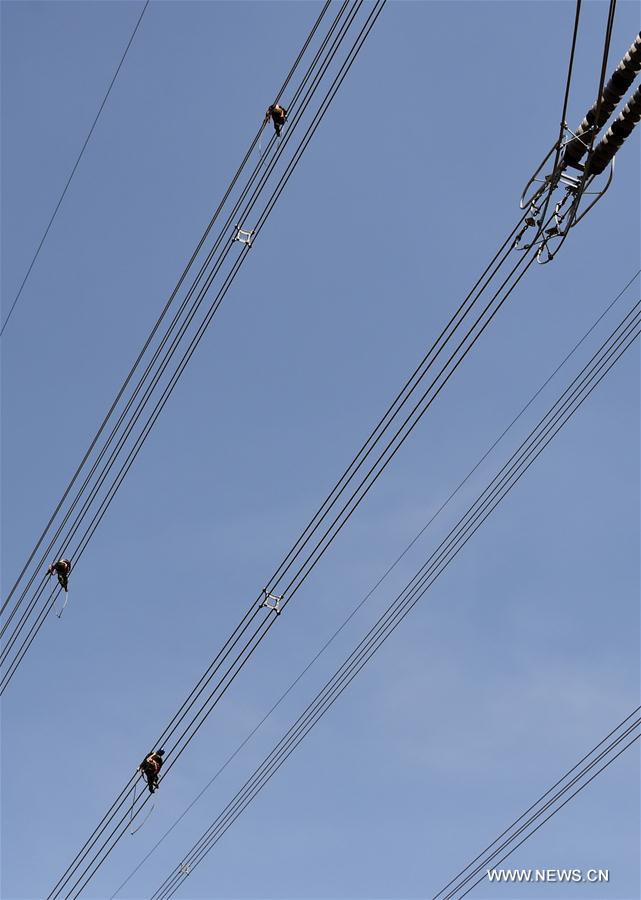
[47,50,563,900]
[26,3,624,891]
[3,2,387,698]
[1,0,353,684]
[1,0,336,621]
[147,298,640,900]
[48,234,542,895]
[45,118,571,896]
[444,712,640,898]
[153,304,641,898]
[0,0,150,337]
[43,6,393,896]
[5,1,522,706]
[111,269,639,900]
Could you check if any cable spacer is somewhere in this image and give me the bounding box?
[180,863,191,876]
[260,588,283,615]
[233,225,254,247]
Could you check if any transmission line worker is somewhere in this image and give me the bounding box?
[139,749,165,794]
[264,103,287,137]
[47,558,71,592]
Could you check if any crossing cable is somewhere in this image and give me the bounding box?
[0,0,361,676]
[441,712,641,899]
[148,300,641,899]
[0,0,150,337]
[1,0,360,670]
[1,0,335,627]
[111,270,639,900]
[46,191,536,897]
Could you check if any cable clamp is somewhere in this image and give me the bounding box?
[260,589,283,615]
[233,225,254,247]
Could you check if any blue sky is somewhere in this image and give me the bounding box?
[1,2,639,899]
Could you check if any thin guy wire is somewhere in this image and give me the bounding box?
[0,1,150,337]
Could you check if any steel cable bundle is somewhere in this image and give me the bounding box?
[147,297,641,900]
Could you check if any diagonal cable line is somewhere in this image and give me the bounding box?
[147,299,640,900]
[434,704,641,898]
[16,0,592,668]
[1,0,336,624]
[440,712,641,898]
[0,0,150,336]
[2,0,378,694]
[1,0,356,681]
[47,188,558,893]
[53,235,542,897]
[148,306,641,894]
[1,0,358,664]
[454,726,640,898]
[111,269,639,900]
[49,61,548,900]
[36,4,597,891]
[44,5,393,896]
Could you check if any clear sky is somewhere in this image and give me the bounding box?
[1,2,639,899]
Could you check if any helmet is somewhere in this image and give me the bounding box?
[157,749,165,756]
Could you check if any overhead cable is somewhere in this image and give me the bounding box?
[46,155,539,900]
[3,0,377,693]
[148,298,641,900]
[0,0,335,623]
[1,0,362,684]
[44,5,394,896]
[111,269,639,900]
[438,709,640,898]
[0,1,150,337]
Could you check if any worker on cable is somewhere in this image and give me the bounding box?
[47,558,71,592]
[264,103,287,137]
[139,749,165,794]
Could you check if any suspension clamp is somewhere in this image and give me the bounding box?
[260,589,283,615]
[233,225,254,247]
